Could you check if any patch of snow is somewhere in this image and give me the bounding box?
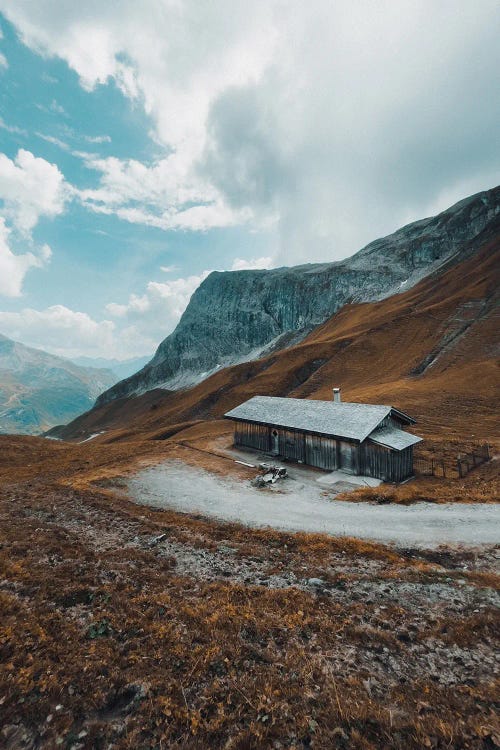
[78,431,105,444]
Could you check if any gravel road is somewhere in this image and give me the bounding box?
[127,461,500,548]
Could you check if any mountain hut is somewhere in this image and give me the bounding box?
[224,389,422,483]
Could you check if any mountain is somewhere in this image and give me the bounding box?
[0,335,116,435]
[71,354,152,380]
[96,186,500,408]
[50,211,500,445]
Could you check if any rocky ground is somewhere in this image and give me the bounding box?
[1,466,499,749]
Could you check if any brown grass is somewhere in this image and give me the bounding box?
[1,231,499,747]
[1,471,499,749]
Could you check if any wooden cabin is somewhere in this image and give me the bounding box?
[224,389,422,483]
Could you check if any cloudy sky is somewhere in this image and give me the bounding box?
[0,1,498,361]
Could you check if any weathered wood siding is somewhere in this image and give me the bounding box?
[394,446,413,481]
[305,434,338,470]
[234,422,270,452]
[279,429,305,462]
[233,420,415,482]
[360,442,414,482]
[339,440,359,474]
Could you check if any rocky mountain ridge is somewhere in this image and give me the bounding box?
[96,186,499,407]
[0,334,116,434]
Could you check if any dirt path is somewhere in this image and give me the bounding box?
[127,460,500,548]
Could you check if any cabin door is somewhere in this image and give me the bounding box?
[339,441,355,474]
[270,429,279,455]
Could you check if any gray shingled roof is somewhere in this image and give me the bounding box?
[225,396,395,442]
[368,426,422,450]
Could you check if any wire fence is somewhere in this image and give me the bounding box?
[414,444,490,479]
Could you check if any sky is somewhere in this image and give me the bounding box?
[0,1,498,361]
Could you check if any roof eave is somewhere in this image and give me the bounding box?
[390,407,416,425]
[369,434,423,450]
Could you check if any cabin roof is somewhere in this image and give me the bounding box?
[224,395,416,443]
[368,425,422,450]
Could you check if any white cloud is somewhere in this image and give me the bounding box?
[0,304,153,359]
[50,98,66,115]
[83,134,111,144]
[1,1,277,234]
[106,270,211,337]
[0,51,7,69]
[0,149,70,296]
[0,0,498,263]
[0,218,50,297]
[231,256,274,271]
[0,148,70,235]
[0,117,27,136]
[41,71,58,84]
[36,132,71,151]
[0,268,213,358]
[76,152,248,231]
[0,305,115,358]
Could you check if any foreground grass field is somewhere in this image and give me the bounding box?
[1,437,499,749]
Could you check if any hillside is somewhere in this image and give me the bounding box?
[96,186,500,406]
[0,335,116,435]
[51,214,500,452]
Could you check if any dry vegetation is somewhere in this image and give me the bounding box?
[1,429,499,749]
[1,232,499,748]
[1,438,499,750]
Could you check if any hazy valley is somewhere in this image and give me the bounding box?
[0,335,117,435]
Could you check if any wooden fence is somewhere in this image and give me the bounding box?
[414,444,490,479]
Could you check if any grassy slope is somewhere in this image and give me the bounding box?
[54,223,499,455]
[1,228,499,748]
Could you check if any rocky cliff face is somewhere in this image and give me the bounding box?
[0,335,116,434]
[97,186,499,406]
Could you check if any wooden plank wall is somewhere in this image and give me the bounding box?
[233,420,415,482]
[280,429,306,463]
[234,422,270,452]
[360,443,414,481]
[338,440,358,474]
[305,434,338,470]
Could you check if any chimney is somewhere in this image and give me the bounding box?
[333,387,341,403]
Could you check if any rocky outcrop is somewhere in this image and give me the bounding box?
[97,186,499,406]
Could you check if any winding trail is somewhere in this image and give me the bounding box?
[127,461,500,548]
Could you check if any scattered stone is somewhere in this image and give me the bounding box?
[307,578,324,587]
[149,533,168,547]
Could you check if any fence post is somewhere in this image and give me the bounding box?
[457,459,462,479]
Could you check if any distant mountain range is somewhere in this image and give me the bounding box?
[0,335,117,435]
[71,355,152,381]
